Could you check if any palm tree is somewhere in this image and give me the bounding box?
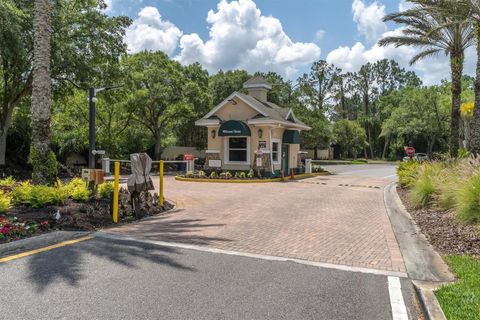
[31,0,56,184]
[378,0,473,156]
[462,0,480,154]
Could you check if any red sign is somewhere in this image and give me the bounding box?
[184,154,194,161]
[405,147,415,156]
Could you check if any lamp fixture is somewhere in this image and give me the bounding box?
[258,129,263,138]
[211,129,216,139]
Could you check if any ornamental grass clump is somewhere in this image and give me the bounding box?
[408,162,442,208]
[454,171,480,223]
[397,161,420,187]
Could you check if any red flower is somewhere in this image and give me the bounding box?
[0,226,12,234]
[40,220,49,226]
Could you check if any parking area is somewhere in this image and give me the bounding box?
[106,164,405,273]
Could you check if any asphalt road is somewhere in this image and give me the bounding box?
[321,163,397,179]
[0,163,422,320]
[0,236,418,320]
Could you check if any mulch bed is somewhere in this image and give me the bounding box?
[1,189,174,244]
[397,187,480,258]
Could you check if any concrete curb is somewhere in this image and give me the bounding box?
[384,183,454,282]
[384,183,455,320]
[174,172,330,183]
[412,281,448,320]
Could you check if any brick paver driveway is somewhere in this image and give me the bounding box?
[106,167,405,274]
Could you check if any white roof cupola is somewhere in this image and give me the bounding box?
[243,76,272,103]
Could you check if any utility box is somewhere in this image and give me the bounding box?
[82,168,105,184]
[102,158,110,175]
[305,159,312,174]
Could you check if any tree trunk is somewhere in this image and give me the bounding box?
[449,52,464,157]
[0,106,14,166]
[470,26,480,154]
[382,135,390,160]
[367,125,374,159]
[31,0,56,185]
[427,138,435,155]
[154,134,162,160]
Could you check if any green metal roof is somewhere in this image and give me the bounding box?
[218,120,251,136]
[282,130,300,144]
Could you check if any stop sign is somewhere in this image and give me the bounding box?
[406,147,415,156]
[184,154,194,161]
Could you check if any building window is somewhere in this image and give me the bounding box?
[271,139,281,164]
[228,137,248,162]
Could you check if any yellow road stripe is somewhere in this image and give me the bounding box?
[0,236,93,264]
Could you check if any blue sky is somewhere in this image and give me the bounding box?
[105,0,475,84]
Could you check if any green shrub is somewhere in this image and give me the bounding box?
[408,162,441,208]
[219,172,226,178]
[457,148,471,159]
[397,161,420,187]
[198,170,206,178]
[0,176,16,188]
[98,181,115,199]
[225,171,232,179]
[247,169,255,178]
[238,172,246,179]
[209,171,217,179]
[0,191,11,213]
[12,181,67,208]
[186,171,194,177]
[454,171,480,223]
[63,178,90,201]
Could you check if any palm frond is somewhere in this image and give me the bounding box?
[410,48,442,64]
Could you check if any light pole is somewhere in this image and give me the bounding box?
[88,85,122,169]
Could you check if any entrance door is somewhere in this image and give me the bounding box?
[281,143,289,174]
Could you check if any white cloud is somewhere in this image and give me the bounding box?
[314,29,326,42]
[325,1,475,85]
[352,0,387,43]
[125,6,183,55]
[398,0,414,11]
[175,0,321,77]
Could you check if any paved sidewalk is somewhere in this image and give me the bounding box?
[106,173,405,273]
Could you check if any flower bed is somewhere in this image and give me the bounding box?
[0,176,173,244]
[396,157,480,320]
[179,168,327,182]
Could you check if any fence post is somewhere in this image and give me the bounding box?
[112,161,119,223]
[159,160,164,206]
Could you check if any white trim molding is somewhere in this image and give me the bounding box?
[224,136,251,165]
[271,139,282,164]
[205,150,220,154]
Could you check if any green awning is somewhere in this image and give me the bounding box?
[282,130,300,144]
[218,120,251,136]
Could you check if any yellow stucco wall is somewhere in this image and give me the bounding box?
[289,144,300,169]
[203,100,302,172]
[215,100,259,121]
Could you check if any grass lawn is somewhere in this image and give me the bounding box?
[435,255,480,320]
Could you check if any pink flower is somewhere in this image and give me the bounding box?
[0,226,12,234]
[40,220,49,226]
